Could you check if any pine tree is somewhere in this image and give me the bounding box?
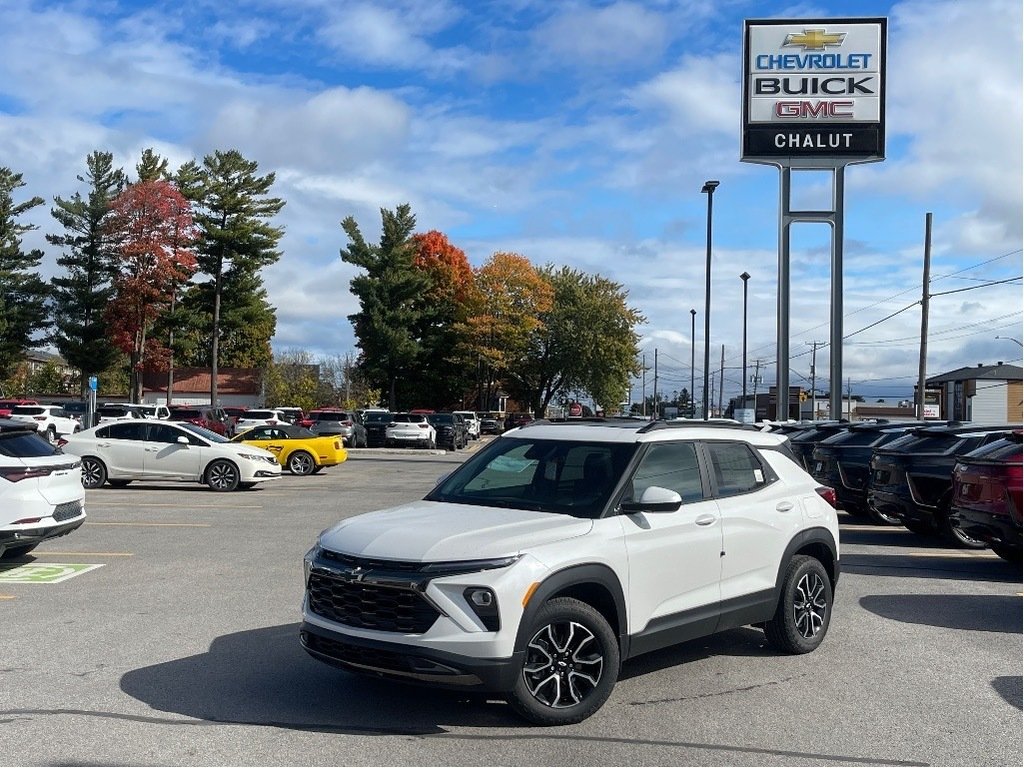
[181,150,284,404]
[341,204,427,410]
[47,151,125,394]
[136,148,169,183]
[0,168,51,380]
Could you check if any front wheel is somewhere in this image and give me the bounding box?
[764,555,833,654]
[288,451,315,476]
[507,597,619,726]
[45,426,57,444]
[80,457,107,489]
[206,459,240,492]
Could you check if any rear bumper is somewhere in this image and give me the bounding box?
[949,506,1022,550]
[867,490,931,526]
[0,515,86,556]
[299,621,521,692]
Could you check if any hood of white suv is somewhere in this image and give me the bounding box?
[319,500,593,562]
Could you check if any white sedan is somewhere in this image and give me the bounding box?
[384,413,437,449]
[61,419,281,491]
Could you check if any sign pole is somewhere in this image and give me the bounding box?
[777,166,791,420]
[829,166,845,419]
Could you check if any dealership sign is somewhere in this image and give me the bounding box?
[742,18,886,162]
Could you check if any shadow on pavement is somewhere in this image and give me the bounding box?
[120,623,517,734]
[992,676,1023,710]
[859,594,1023,633]
[842,552,1022,582]
[620,627,777,681]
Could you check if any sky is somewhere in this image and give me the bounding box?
[1,0,1021,407]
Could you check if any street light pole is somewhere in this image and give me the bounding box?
[994,336,1023,347]
[690,308,696,418]
[740,271,750,416]
[701,179,719,421]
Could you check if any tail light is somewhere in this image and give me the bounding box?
[815,486,837,507]
[0,466,55,482]
[334,440,341,449]
[57,438,69,448]
[418,423,429,429]
[34,415,46,421]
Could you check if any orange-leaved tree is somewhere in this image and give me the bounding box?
[409,230,476,407]
[105,180,197,402]
[463,252,553,415]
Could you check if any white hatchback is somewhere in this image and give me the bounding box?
[0,420,86,559]
[61,419,281,491]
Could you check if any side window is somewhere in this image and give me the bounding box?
[627,442,704,503]
[107,422,146,441]
[706,442,769,497]
[147,424,184,444]
[249,427,271,440]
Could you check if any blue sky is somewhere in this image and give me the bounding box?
[2,0,1021,405]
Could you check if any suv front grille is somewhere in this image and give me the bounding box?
[53,500,83,522]
[307,571,440,633]
[322,550,425,572]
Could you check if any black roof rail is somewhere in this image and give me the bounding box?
[638,420,759,434]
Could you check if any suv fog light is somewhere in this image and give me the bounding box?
[464,587,500,631]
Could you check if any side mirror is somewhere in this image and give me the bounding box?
[620,485,683,514]
[176,436,190,445]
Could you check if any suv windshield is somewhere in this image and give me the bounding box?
[426,437,637,518]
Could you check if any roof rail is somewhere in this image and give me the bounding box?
[638,420,759,434]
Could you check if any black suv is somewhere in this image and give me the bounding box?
[810,421,942,522]
[787,421,854,472]
[867,424,1017,545]
[361,411,393,447]
[426,413,468,451]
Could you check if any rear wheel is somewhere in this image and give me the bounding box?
[508,597,619,726]
[205,460,240,492]
[764,555,833,654]
[80,457,107,489]
[288,451,315,476]
[943,515,987,549]
[991,543,1022,563]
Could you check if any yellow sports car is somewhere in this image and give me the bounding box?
[232,424,347,475]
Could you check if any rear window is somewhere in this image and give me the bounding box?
[897,434,966,454]
[98,406,130,416]
[171,409,202,419]
[964,436,1023,463]
[0,430,59,457]
[310,411,348,421]
[822,429,885,447]
[244,410,277,419]
[393,414,424,423]
[11,406,44,416]
[428,414,454,425]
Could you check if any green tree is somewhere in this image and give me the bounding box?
[136,148,170,183]
[180,150,284,404]
[341,204,427,410]
[507,266,644,416]
[47,151,126,395]
[0,168,51,379]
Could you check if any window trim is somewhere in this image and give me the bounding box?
[699,439,778,499]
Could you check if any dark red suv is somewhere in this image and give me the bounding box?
[169,406,228,435]
[948,431,1022,562]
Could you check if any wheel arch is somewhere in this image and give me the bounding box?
[773,527,839,598]
[514,563,628,660]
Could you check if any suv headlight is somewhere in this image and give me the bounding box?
[303,544,321,583]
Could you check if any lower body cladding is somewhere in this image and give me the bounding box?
[0,505,86,557]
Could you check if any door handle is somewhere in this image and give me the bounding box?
[695,513,716,526]
[776,501,795,512]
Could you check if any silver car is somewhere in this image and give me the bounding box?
[307,409,367,448]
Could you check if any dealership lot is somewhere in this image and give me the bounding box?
[0,449,1020,766]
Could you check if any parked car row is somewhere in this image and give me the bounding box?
[772,419,1022,561]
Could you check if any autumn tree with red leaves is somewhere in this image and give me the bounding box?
[408,230,476,406]
[105,180,197,402]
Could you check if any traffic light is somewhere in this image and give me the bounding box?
[799,390,808,402]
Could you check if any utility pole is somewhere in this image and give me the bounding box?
[641,353,647,418]
[751,359,764,420]
[807,341,825,419]
[653,348,659,419]
[846,377,853,421]
[917,212,932,420]
[718,344,725,417]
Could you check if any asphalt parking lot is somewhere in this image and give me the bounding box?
[1,444,1021,766]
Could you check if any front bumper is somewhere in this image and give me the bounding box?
[300,621,521,691]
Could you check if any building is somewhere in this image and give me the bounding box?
[923,362,1023,423]
[141,368,262,408]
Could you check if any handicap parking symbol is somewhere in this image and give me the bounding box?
[0,563,104,584]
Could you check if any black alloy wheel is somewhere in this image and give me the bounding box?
[764,555,833,654]
[508,597,619,726]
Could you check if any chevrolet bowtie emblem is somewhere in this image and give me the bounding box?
[783,29,846,50]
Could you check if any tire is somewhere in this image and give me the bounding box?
[205,459,240,492]
[507,597,620,726]
[941,502,986,549]
[288,451,316,476]
[764,555,833,654]
[991,544,1022,563]
[1,543,38,560]
[238,482,256,490]
[45,426,57,445]
[107,479,132,488]
[80,456,107,489]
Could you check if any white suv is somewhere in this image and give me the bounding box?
[301,420,840,725]
[9,404,81,443]
[453,411,481,440]
[0,420,86,559]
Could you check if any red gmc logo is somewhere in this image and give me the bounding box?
[774,100,854,118]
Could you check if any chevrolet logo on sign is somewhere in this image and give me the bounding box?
[783,29,846,50]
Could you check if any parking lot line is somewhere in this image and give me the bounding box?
[906,550,995,559]
[87,522,211,528]
[31,551,134,557]
[0,595,15,600]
